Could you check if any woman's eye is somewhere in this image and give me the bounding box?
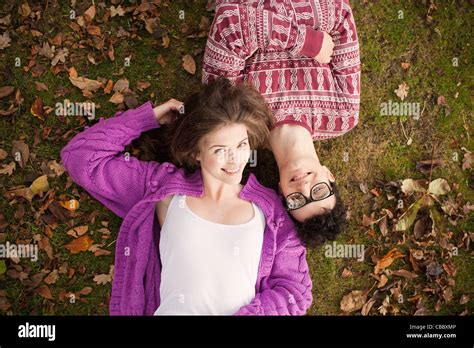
[238,142,248,148]
[214,148,225,154]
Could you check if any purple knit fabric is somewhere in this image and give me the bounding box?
[60,101,313,315]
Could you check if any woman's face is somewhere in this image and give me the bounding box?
[196,123,251,186]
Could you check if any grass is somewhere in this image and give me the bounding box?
[0,0,472,316]
[309,0,474,315]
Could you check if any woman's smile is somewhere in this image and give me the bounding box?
[221,165,241,175]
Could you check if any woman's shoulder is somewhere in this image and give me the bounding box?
[246,174,283,204]
[243,173,289,220]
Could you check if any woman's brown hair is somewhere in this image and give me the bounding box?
[168,77,274,172]
[133,77,274,174]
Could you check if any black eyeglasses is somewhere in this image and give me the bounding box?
[285,181,334,211]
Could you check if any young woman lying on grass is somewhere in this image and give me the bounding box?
[60,78,313,315]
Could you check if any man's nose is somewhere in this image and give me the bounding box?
[296,181,311,196]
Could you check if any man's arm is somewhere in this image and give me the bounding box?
[203,1,324,85]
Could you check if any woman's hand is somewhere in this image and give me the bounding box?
[153,98,184,125]
[314,31,335,64]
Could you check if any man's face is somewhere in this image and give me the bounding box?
[279,157,336,222]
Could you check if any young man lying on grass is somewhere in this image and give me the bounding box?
[203,0,361,247]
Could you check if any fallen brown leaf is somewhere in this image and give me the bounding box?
[64,235,93,254]
[340,290,368,313]
[44,270,59,285]
[392,269,418,279]
[0,162,15,175]
[374,248,405,274]
[109,91,124,104]
[182,54,196,75]
[0,31,11,50]
[394,82,409,101]
[11,140,29,168]
[31,96,45,121]
[0,86,14,98]
[36,284,53,300]
[60,199,80,212]
[29,175,49,198]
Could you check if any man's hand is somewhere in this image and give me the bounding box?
[314,32,335,64]
[153,98,184,125]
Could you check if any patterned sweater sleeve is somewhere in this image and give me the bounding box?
[60,102,165,219]
[203,1,324,85]
[329,0,361,118]
[233,213,313,315]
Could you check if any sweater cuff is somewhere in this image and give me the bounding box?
[299,27,324,58]
[122,101,160,132]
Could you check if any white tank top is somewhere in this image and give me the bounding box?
[154,194,266,315]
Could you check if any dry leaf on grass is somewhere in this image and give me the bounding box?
[109,92,124,104]
[31,96,45,121]
[374,248,405,274]
[93,265,114,285]
[11,140,29,168]
[394,82,409,101]
[36,284,53,300]
[0,31,11,50]
[0,162,15,175]
[44,270,59,285]
[60,199,80,211]
[182,54,196,75]
[110,5,125,17]
[64,235,93,254]
[29,175,49,198]
[340,290,368,313]
[0,86,14,98]
[66,225,88,238]
[68,67,102,95]
[461,150,473,170]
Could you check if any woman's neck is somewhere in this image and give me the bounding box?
[200,171,243,202]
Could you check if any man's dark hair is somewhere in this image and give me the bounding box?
[242,149,347,248]
[289,182,348,248]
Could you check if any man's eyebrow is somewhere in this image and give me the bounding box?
[208,137,248,150]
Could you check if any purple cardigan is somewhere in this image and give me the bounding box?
[60,101,313,315]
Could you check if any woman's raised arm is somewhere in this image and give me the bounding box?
[60,101,174,218]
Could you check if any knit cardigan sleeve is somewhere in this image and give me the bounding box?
[60,101,164,219]
[203,1,324,84]
[234,212,313,315]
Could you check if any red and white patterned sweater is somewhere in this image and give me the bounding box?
[202,0,360,140]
